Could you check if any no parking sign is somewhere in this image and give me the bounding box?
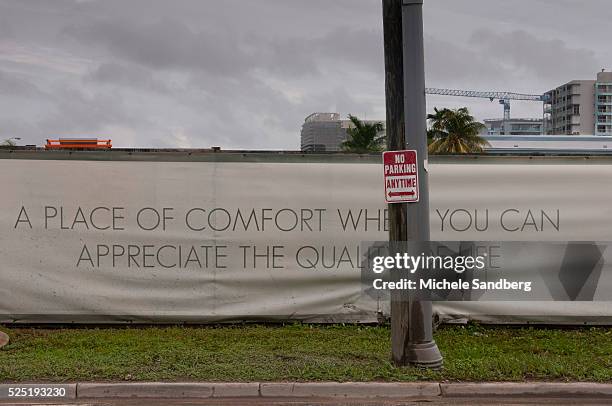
[383,150,419,204]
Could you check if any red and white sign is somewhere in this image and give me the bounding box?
[383,150,419,204]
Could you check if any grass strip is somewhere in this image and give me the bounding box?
[0,324,610,382]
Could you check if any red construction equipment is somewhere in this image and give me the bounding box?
[45,139,112,150]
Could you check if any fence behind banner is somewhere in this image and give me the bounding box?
[1,151,611,324]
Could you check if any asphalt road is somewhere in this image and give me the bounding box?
[1,397,611,405]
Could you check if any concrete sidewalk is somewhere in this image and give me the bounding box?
[1,382,611,402]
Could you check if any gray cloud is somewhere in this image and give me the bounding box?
[265,27,384,77]
[470,29,600,83]
[424,28,601,94]
[37,86,132,134]
[85,62,171,94]
[425,35,509,87]
[0,16,12,39]
[65,18,251,76]
[66,17,383,80]
[0,69,42,96]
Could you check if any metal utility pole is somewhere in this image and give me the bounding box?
[383,0,443,368]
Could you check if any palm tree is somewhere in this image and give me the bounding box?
[341,115,385,154]
[0,138,16,147]
[427,107,446,146]
[427,107,489,154]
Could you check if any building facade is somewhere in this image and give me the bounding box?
[300,113,385,152]
[484,135,612,153]
[595,72,612,135]
[300,113,344,152]
[544,72,612,135]
[482,118,543,136]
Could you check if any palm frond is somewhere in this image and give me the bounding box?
[342,115,386,153]
[426,107,488,155]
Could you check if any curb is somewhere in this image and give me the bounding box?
[73,382,612,399]
[259,382,440,398]
[77,382,439,399]
[1,382,611,401]
[441,382,612,398]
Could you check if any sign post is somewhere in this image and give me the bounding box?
[383,0,443,368]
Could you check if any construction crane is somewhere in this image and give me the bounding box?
[425,88,550,134]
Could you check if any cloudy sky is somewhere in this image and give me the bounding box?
[0,0,610,149]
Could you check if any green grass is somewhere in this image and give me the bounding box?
[0,324,611,383]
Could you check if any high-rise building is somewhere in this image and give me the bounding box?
[544,71,612,135]
[300,113,344,152]
[300,113,385,152]
[595,72,612,135]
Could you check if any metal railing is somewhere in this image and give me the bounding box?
[45,139,112,150]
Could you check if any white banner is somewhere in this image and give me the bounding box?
[1,156,611,324]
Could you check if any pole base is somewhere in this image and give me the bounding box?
[0,330,9,349]
[407,341,443,369]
